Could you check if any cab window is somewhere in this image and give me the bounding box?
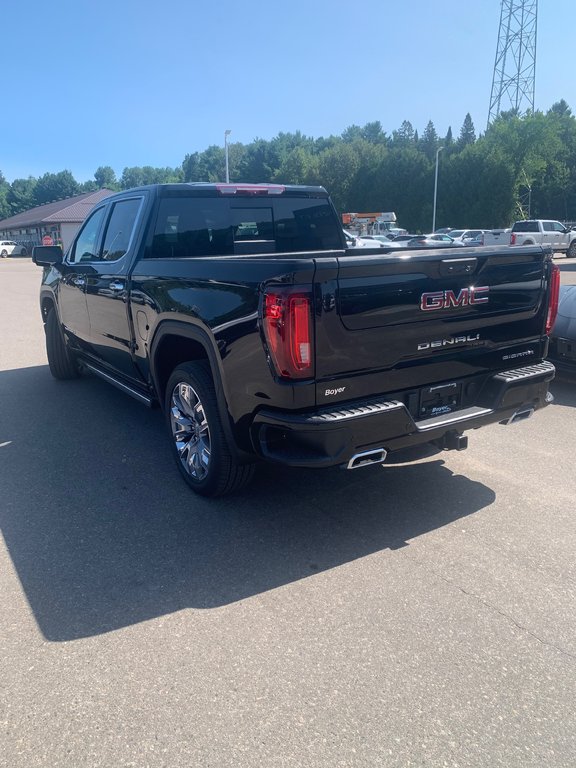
[69,207,107,263]
[101,198,142,261]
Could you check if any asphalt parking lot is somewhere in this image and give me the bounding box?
[1,258,575,768]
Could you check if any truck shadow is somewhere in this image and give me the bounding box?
[0,366,496,642]
[549,377,576,405]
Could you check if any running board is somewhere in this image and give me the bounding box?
[81,361,154,407]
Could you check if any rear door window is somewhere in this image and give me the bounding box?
[513,221,538,233]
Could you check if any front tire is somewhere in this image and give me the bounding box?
[567,241,576,258]
[45,307,79,380]
[165,361,255,497]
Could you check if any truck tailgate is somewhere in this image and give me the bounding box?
[314,245,550,402]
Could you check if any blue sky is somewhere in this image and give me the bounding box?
[2,0,572,183]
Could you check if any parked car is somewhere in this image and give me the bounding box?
[0,240,28,257]
[359,235,404,248]
[406,234,465,248]
[343,229,387,248]
[548,285,576,376]
[448,229,486,243]
[392,234,419,243]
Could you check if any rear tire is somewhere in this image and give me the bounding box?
[165,361,255,497]
[45,307,80,380]
[1,250,7,258]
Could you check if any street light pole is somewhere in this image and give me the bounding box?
[432,146,444,233]
[224,129,231,183]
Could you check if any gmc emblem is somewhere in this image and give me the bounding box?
[420,286,489,311]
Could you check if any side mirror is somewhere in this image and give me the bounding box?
[33,245,63,266]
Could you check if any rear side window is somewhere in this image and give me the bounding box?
[512,221,538,232]
[147,196,342,257]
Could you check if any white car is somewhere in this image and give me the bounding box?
[343,230,386,248]
[358,234,404,248]
[406,234,465,248]
[0,240,28,257]
[447,229,486,243]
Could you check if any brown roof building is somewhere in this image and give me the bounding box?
[0,189,115,251]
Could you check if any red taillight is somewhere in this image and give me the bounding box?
[263,290,313,379]
[510,233,517,245]
[545,263,561,335]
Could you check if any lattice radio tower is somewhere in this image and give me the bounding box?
[488,0,538,126]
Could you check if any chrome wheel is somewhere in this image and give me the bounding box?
[165,361,256,496]
[170,381,211,481]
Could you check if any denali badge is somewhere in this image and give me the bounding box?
[418,333,480,351]
[420,286,489,311]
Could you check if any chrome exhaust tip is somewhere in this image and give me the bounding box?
[503,407,535,425]
[346,448,387,470]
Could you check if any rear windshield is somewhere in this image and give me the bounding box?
[147,196,342,257]
[512,221,538,232]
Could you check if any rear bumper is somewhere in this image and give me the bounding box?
[251,361,555,468]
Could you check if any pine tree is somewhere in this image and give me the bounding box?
[458,114,476,147]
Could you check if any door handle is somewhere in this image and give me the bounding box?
[109,280,125,292]
[71,276,86,287]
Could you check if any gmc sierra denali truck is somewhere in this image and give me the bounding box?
[510,219,576,257]
[33,183,558,497]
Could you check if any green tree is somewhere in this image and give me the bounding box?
[359,147,430,231]
[458,113,476,147]
[33,171,80,205]
[7,177,38,215]
[273,147,319,185]
[548,99,572,118]
[420,120,439,160]
[94,166,118,189]
[316,143,362,212]
[392,120,416,147]
[121,165,181,188]
[361,121,387,144]
[0,171,10,219]
[79,180,98,192]
[341,125,363,143]
[440,144,516,227]
[239,139,275,183]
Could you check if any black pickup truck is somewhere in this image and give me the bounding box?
[33,183,558,496]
